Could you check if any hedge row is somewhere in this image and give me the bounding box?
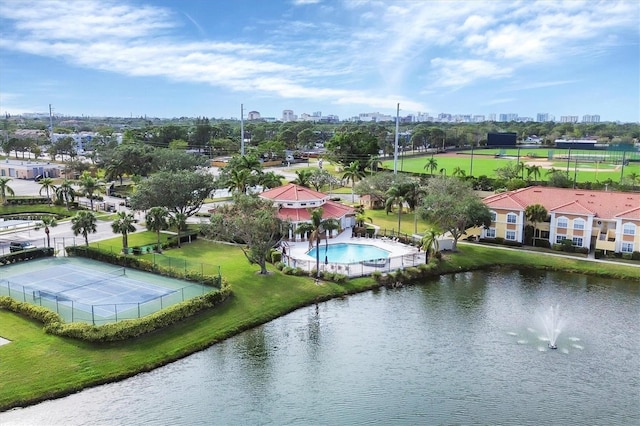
[0,281,232,342]
[66,245,220,287]
[3,197,49,205]
[371,262,442,287]
[273,261,348,284]
[0,247,54,265]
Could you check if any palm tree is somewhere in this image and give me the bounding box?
[452,166,466,178]
[420,230,440,262]
[78,173,102,211]
[71,211,97,246]
[146,206,170,251]
[424,156,438,176]
[38,177,56,205]
[0,177,15,204]
[367,155,382,175]
[292,169,314,188]
[526,164,542,184]
[626,172,639,190]
[295,208,340,278]
[385,185,407,234]
[227,168,252,194]
[260,171,285,189]
[170,213,188,248]
[111,211,137,253]
[55,179,76,209]
[342,161,365,203]
[37,215,58,248]
[524,203,548,247]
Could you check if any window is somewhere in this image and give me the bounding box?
[485,228,496,238]
[621,242,634,253]
[556,217,568,228]
[572,237,583,247]
[573,219,585,230]
[490,211,497,222]
[506,230,516,241]
[623,223,636,236]
[506,213,517,224]
[556,235,567,244]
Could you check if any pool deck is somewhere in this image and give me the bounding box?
[283,227,424,277]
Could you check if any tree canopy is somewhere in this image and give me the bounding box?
[130,170,216,218]
[202,194,283,275]
[419,178,491,250]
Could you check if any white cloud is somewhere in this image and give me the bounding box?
[0,0,637,115]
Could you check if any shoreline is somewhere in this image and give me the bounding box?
[1,243,639,412]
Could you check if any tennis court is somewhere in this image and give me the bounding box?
[1,257,211,324]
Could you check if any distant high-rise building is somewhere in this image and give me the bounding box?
[488,113,496,121]
[247,111,261,120]
[582,114,600,123]
[473,115,485,122]
[282,110,295,122]
[537,113,550,122]
[560,116,579,123]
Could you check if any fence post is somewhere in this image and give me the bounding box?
[138,303,140,319]
[91,305,94,325]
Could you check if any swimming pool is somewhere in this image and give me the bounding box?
[307,243,390,264]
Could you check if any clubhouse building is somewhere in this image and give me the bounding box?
[481,186,640,254]
[260,183,355,240]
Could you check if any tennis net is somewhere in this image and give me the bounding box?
[32,267,126,301]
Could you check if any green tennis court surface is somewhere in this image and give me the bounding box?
[1,257,210,324]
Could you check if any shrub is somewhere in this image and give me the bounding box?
[282,266,294,275]
[371,271,382,282]
[631,251,640,261]
[270,250,282,263]
[275,262,286,270]
[622,253,633,260]
[0,247,54,265]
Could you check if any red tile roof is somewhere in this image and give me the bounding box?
[260,183,327,202]
[277,200,354,222]
[483,186,640,220]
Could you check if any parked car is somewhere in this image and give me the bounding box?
[9,241,36,252]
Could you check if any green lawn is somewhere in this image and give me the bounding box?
[1,239,639,411]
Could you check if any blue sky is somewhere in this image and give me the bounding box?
[0,0,638,122]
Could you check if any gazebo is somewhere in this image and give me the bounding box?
[259,183,355,240]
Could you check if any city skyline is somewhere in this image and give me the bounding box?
[1,0,638,122]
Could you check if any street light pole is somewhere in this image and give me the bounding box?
[393,103,400,175]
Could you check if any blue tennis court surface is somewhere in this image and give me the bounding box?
[1,257,209,323]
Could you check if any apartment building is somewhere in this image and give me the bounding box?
[481,186,640,254]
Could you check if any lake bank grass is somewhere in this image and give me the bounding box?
[0,240,638,411]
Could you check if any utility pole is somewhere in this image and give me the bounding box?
[393,103,399,175]
[49,104,54,144]
[240,104,245,156]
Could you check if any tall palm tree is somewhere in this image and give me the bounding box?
[0,177,15,204]
[295,208,340,278]
[38,177,56,205]
[526,164,542,184]
[71,211,97,246]
[55,179,76,209]
[111,211,137,253]
[420,230,440,263]
[342,160,365,203]
[367,155,382,175]
[38,215,58,248]
[424,156,438,176]
[78,173,102,211]
[525,204,548,247]
[385,185,407,234]
[170,213,188,248]
[292,169,314,188]
[145,206,170,251]
[452,166,466,178]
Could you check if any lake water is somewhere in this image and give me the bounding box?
[1,269,639,425]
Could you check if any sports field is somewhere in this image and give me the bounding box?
[386,148,640,183]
